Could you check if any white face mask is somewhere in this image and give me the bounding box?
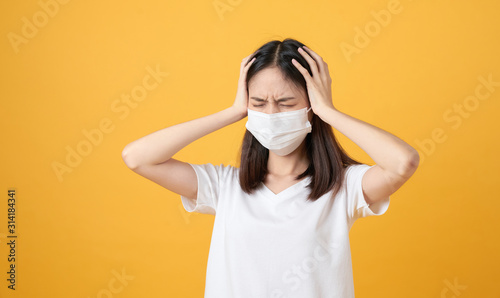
[245,106,313,156]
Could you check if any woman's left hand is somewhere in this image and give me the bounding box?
[292,46,336,114]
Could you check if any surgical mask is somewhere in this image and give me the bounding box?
[245,106,313,156]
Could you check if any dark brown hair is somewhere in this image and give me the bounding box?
[238,38,364,202]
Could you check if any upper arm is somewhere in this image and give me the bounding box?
[127,158,198,200]
[361,163,418,205]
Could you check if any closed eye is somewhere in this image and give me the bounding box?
[253,104,294,107]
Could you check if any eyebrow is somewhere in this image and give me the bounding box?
[250,97,296,102]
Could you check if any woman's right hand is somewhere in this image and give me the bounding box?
[231,53,256,118]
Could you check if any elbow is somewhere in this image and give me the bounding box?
[398,149,420,179]
[121,144,139,170]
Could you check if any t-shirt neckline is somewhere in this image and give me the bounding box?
[259,176,311,201]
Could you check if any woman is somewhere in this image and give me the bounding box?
[122,38,419,297]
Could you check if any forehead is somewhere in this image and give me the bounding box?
[248,67,300,95]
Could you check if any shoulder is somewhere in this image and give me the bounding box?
[223,163,239,180]
[342,163,373,188]
[198,162,239,180]
[344,163,371,178]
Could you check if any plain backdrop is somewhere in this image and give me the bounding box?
[1,0,499,297]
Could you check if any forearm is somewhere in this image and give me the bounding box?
[318,107,419,177]
[122,106,245,169]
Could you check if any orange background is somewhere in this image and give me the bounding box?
[1,0,499,297]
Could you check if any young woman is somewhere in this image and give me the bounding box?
[122,38,419,297]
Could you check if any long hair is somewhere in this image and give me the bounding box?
[238,38,363,202]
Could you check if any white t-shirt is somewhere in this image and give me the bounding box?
[180,163,390,298]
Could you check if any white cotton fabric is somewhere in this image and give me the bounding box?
[180,163,390,298]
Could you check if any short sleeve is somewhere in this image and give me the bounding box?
[180,162,227,215]
[345,164,390,222]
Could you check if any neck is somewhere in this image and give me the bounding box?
[267,142,309,176]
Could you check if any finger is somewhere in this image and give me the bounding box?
[239,57,255,85]
[324,62,332,84]
[242,54,255,66]
[240,56,255,78]
[244,57,256,69]
[297,47,320,81]
[291,58,313,86]
[241,59,255,79]
[243,53,253,61]
[301,46,329,84]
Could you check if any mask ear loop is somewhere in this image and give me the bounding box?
[306,106,313,127]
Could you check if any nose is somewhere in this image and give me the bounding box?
[265,102,280,114]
